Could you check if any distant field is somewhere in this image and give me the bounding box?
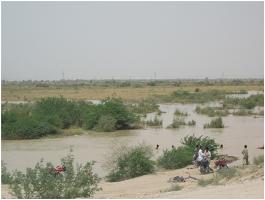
[2,83,263,101]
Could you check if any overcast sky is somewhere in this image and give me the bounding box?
[2,1,264,80]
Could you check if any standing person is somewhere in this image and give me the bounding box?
[196,145,204,166]
[242,145,249,165]
[204,147,211,162]
[155,144,159,150]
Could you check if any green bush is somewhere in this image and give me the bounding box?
[181,135,219,159]
[1,161,13,184]
[2,97,140,139]
[105,144,155,182]
[204,117,224,128]
[95,115,117,132]
[223,94,264,109]
[157,146,193,169]
[9,151,101,198]
[2,116,59,139]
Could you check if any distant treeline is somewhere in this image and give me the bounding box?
[2,97,140,139]
[2,78,263,88]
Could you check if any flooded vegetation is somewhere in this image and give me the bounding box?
[1,80,264,198]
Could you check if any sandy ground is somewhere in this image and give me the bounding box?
[2,164,263,199]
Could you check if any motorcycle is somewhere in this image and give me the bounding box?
[199,159,213,174]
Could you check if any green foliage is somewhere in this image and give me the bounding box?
[1,161,13,184]
[195,106,229,117]
[157,146,193,169]
[253,155,264,166]
[105,144,155,182]
[174,109,188,116]
[181,135,219,159]
[8,151,101,198]
[145,116,163,127]
[95,115,117,132]
[224,94,264,109]
[2,97,139,139]
[167,117,186,128]
[2,115,59,139]
[204,117,224,128]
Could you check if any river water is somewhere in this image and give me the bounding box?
[2,100,264,177]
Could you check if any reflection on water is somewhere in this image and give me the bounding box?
[2,103,264,177]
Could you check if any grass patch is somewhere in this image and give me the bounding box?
[253,155,264,166]
[163,184,182,192]
[204,117,224,128]
[232,109,253,116]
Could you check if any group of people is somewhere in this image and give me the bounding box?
[193,145,211,165]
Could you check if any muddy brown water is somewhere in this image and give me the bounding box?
[2,101,264,177]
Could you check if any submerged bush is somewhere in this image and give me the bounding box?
[145,116,163,127]
[174,109,188,116]
[181,135,219,159]
[157,146,193,169]
[128,99,160,114]
[167,117,186,128]
[204,117,224,128]
[187,120,196,126]
[105,144,155,182]
[195,106,228,117]
[8,151,101,199]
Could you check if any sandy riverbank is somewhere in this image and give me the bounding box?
[2,163,263,199]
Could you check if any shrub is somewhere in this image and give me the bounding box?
[95,115,117,132]
[233,109,253,116]
[2,116,59,139]
[253,155,264,166]
[204,117,224,128]
[1,161,13,184]
[167,117,186,128]
[187,120,196,126]
[145,116,163,127]
[9,151,101,198]
[157,146,193,169]
[105,144,155,182]
[181,135,219,159]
